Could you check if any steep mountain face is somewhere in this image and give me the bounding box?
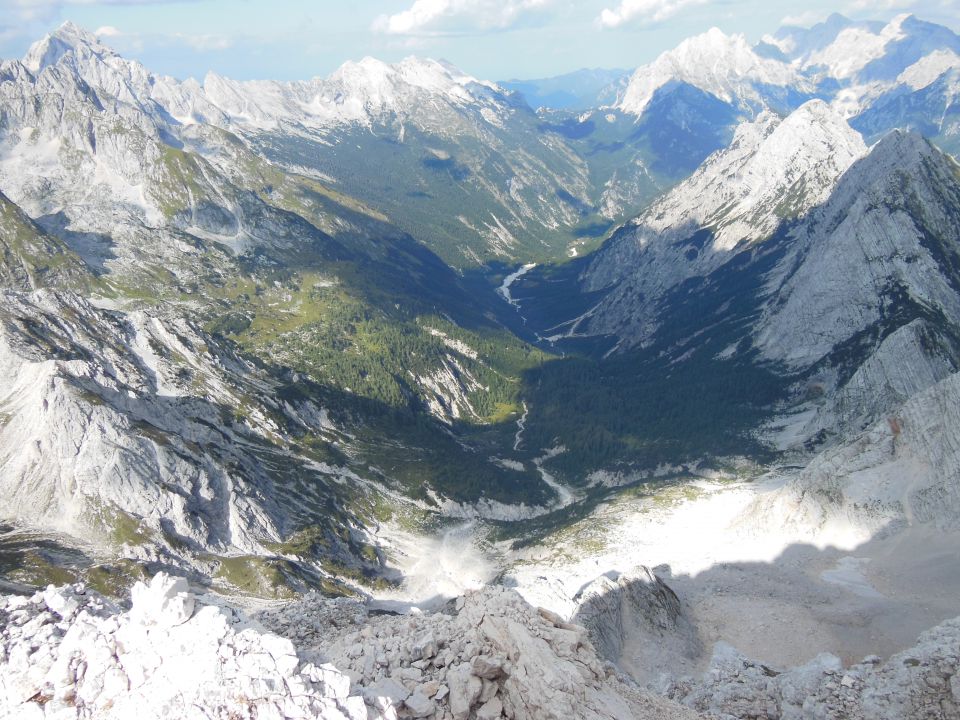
[771,13,960,85]
[618,28,809,117]
[573,123,960,381]
[0,21,545,436]
[751,131,960,446]
[571,101,867,346]
[760,366,960,541]
[601,26,817,190]
[240,83,597,265]
[605,14,960,182]
[0,283,401,596]
[566,28,813,205]
[510,113,960,475]
[756,13,881,64]
[180,53,618,265]
[851,61,960,155]
[0,192,87,291]
[200,55,504,131]
[753,131,960,368]
[0,23,583,596]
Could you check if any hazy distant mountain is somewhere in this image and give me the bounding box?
[617,27,811,117]
[500,68,630,110]
[608,14,960,159]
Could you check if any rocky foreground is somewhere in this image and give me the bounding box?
[0,573,698,720]
[1,573,958,719]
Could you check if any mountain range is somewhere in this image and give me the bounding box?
[0,6,957,646]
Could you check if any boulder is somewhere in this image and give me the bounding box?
[128,573,195,628]
[403,689,436,718]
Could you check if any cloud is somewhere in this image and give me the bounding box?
[3,0,199,23]
[778,11,831,27]
[597,0,709,29]
[844,0,958,14]
[170,32,230,51]
[596,0,710,29]
[846,0,918,8]
[373,0,558,36]
[82,23,232,54]
[843,0,959,30]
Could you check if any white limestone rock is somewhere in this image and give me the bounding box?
[754,368,960,540]
[128,573,194,627]
[307,585,701,720]
[403,688,436,718]
[572,569,702,686]
[0,577,365,720]
[680,617,960,719]
[617,27,808,117]
[754,131,960,370]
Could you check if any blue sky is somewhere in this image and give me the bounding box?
[1,0,957,81]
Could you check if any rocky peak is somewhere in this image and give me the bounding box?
[329,55,395,89]
[574,101,866,350]
[752,128,960,368]
[799,11,960,83]
[618,26,804,115]
[22,22,111,75]
[193,53,507,133]
[867,127,940,169]
[588,100,865,285]
[896,48,960,90]
[16,21,184,125]
[327,55,496,114]
[767,11,857,57]
[820,130,952,216]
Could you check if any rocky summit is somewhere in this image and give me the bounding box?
[0,573,699,720]
[4,573,959,719]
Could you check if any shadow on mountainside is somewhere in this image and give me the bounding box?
[572,526,960,687]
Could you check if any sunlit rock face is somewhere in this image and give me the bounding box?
[0,575,702,720]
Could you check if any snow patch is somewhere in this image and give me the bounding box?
[820,556,884,599]
[497,263,535,308]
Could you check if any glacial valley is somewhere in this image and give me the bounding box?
[1,9,960,719]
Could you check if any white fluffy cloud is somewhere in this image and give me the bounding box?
[597,0,709,29]
[373,0,558,36]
